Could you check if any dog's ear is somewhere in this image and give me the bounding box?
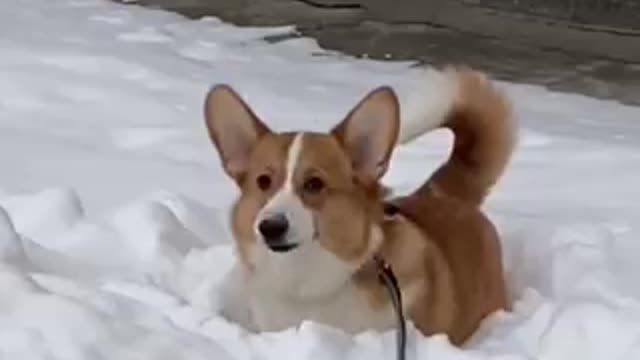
[331,86,400,185]
[204,85,271,183]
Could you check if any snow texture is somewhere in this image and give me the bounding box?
[2,0,640,359]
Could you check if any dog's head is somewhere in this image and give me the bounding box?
[204,85,399,298]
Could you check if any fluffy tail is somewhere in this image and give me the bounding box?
[396,67,516,205]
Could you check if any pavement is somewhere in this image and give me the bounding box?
[115,0,640,106]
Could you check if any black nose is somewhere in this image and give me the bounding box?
[258,214,289,243]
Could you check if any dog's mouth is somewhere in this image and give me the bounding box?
[266,242,299,253]
[262,228,317,254]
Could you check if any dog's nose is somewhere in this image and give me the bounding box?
[258,214,289,244]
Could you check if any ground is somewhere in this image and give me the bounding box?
[120,0,640,106]
[1,0,640,359]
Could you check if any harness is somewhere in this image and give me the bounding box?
[373,254,407,360]
[375,201,407,360]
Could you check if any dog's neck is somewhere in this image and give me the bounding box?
[353,202,400,284]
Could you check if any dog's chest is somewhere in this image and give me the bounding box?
[248,283,395,333]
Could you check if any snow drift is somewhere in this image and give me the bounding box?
[2,0,640,359]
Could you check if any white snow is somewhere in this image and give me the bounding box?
[2,0,640,359]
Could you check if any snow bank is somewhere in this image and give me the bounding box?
[2,0,640,359]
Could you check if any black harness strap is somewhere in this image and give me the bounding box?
[374,254,407,360]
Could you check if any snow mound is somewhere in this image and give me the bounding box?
[2,0,640,359]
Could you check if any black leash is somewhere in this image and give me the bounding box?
[374,254,407,360]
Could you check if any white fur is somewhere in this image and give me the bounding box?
[220,223,395,333]
[249,132,358,299]
[396,68,460,144]
[254,133,313,249]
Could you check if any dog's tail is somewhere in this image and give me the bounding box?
[396,67,516,206]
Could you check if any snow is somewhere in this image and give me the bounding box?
[1,0,640,359]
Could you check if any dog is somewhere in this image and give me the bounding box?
[203,66,516,345]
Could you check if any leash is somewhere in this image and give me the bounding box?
[373,254,407,360]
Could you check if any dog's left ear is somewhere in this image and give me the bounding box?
[331,86,400,185]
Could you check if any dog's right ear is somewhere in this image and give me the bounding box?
[204,85,271,183]
[330,86,400,186]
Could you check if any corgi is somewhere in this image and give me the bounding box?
[203,66,516,345]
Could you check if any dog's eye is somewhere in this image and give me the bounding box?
[303,176,325,194]
[257,174,272,191]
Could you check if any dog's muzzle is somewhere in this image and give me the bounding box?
[258,214,299,252]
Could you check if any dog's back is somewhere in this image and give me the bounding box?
[391,68,515,343]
